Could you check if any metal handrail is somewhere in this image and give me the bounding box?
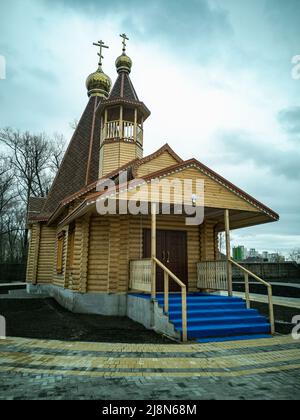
[229,258,275,334]
[153,257,188,342]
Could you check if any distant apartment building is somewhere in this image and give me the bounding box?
[232,246,246,261]
[232,247,285,262]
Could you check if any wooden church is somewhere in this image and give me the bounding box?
[26,35,279,342]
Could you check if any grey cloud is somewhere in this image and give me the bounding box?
[216,130,300,180]
[264,0,300,45]
[47,0,233,61]
[278,107,300,138]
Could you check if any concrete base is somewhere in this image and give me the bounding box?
[27,284,127,316]
[27,284,180,339]
[127,295,180,340]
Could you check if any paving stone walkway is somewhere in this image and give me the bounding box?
[0,335,299,400]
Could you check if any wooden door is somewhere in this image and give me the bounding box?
[143,229,188,292]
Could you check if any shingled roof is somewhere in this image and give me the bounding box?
[27,197,47,223]
[41,96,102,215]
[109,72,139,101]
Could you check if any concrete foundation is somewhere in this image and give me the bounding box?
[27,284,180,339]
[127,295,180,340]
[27,284,127,316]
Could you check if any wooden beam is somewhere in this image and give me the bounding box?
[224,209,233,297]
[216,212,271,232]
[151,202,157,300]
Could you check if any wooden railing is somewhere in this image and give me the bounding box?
[129,257,188,342]
[104,120,143,142]
[197,261,227,290]
[153,257,188,342]
[229,258,275,335]
[130,259,152,293]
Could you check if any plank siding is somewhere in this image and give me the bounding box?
[137,151,179,178]
[100,142,142,177]
[120,167,259,213]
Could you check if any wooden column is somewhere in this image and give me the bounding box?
[224,209,233,297]
[134,109,138,143]
[151,202,157,300]
[104,109,108,139]
[120,106,123,139]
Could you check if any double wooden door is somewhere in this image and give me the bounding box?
[143,229,188,292]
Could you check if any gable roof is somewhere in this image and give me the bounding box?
[41,96,102,215]
[81,158,279,221]
[46,145,181,224]
[59,155,279,229]
[132,143,183,177]
[139,159,280,219]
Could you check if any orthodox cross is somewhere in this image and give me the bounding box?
[93,40,109,68]
[120,33,129,54]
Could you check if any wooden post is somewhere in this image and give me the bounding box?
[225,209,233,297]
[104,109,108,139]
[182,287,188,342]
[120,106,123,139]
[134,108,138,143]
[151,202,157,300]
[164,271,169,314]
[268,285,275,335]
[244,272,250,309]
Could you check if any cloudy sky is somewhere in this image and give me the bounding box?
[0,0,299,255]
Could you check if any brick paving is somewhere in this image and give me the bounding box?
[0,336,299,400]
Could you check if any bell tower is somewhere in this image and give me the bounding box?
[98,34,151,178]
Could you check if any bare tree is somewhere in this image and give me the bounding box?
[0,128,66,262]
[289,249,300,264]
[69,119,79,131]
[0,156,18,262]
[49,133,66,175]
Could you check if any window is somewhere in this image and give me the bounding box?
[68,228,75,270]
[56,233,65,274]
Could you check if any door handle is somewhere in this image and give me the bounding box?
[166,251,170,264]
[162,251,166,261]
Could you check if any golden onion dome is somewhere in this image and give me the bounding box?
[115,53,132,74]
[86,67,112,98]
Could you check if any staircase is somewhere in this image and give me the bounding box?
[156,293,271,343]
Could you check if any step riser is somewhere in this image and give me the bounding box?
[172,317,267,327]
[157,298,243,304]
[181,325,271,339]
[169,310,260,320]
[167,304,247,311]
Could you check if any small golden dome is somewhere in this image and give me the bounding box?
[116,53,132,74]
[86,68,112,98]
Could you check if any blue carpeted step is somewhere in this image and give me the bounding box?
[172,315,267,327]
[169,308,260,320]
[168,301,247,311]
[157,296,244,304]
[177,322,271,339]
[197,334,271,343]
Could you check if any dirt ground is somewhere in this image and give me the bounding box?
[251,301,299,335]
[0,298,173,344]
[0,297,297,343]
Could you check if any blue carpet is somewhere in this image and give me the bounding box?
[131,293,271,342]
